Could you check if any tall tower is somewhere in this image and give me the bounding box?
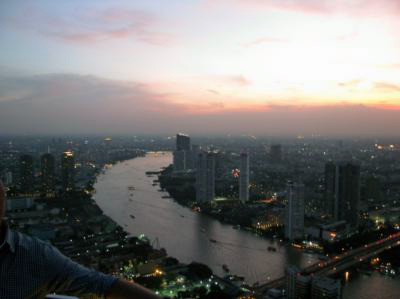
[19,154,34,194]
[41,153,55,195]
[173,150,186,171]
[176,133,191,151]
[61,151,75,192]
[239,152,249,203]
[174,133,192,171]
[285,181,305,240]
[336,162,360,228]
[324,162,336,217]
[196,152,215,202]
[325,162,360,229]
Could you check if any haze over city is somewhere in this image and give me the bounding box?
[2,2,400,298]
[1,0,400,136]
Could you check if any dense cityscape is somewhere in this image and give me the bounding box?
[1,134,400,298]
[2,1,400,298]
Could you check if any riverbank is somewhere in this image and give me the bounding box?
[91,154,247,298]
[157,165,287,241]
[94,153,318,286]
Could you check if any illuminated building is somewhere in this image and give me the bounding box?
[285,181,304,240]
[61,151,75,192]
[41,153,55,195]
[196,152,215,202]
[19,154,34,194]
[239,152,249,203]
[325,162,360,229]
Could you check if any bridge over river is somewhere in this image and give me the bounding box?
[254,232,400,296]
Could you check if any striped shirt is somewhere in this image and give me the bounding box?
[0,223,117,299]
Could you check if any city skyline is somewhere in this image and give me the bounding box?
[0,1,400,136]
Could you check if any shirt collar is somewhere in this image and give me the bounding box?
[0,220,15,253]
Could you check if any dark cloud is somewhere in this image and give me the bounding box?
[0,73,181,135]
[1,72,400,137]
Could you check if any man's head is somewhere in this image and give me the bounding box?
[0,180,5,220]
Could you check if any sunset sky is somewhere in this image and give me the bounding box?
[1,0,400,136]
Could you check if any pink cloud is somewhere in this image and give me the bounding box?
[2,72,400,136]
[7,6,175,46]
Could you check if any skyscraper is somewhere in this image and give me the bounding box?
[173,150,186,171]
[325,162,361,228]
[285,181,305,240]
[286,265,310,299]
[239,152,249,203]
[41,153,55,195]
[176,133,191,151]
[324,162,336,217]
[19,154,34,194]
[61,151,75,192]
[173,133,192,171]
[196,152,215,202]
[191,145,201,170]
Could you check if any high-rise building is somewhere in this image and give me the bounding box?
[41,153,55,195]
[239,152,249,203]
[61,151,75,192]
[174,133,192,171]
[311,276,342,299]
[191,145,201,170]
[325,162,361,228]
[196,152,215,202]
[19,154,34,194]
[173,150,186,171]
[285,181,305,240]
[176,133,191,151]
[324,162,336,217]
[270,144,282,162]
[286,265,310,299]
[286,266,341,299]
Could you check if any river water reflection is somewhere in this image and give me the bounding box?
[94,152,317,284]
[94,152,400,297]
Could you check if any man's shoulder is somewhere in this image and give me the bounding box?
[11,229,56,255]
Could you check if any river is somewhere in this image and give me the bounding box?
[94,152,400,298]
